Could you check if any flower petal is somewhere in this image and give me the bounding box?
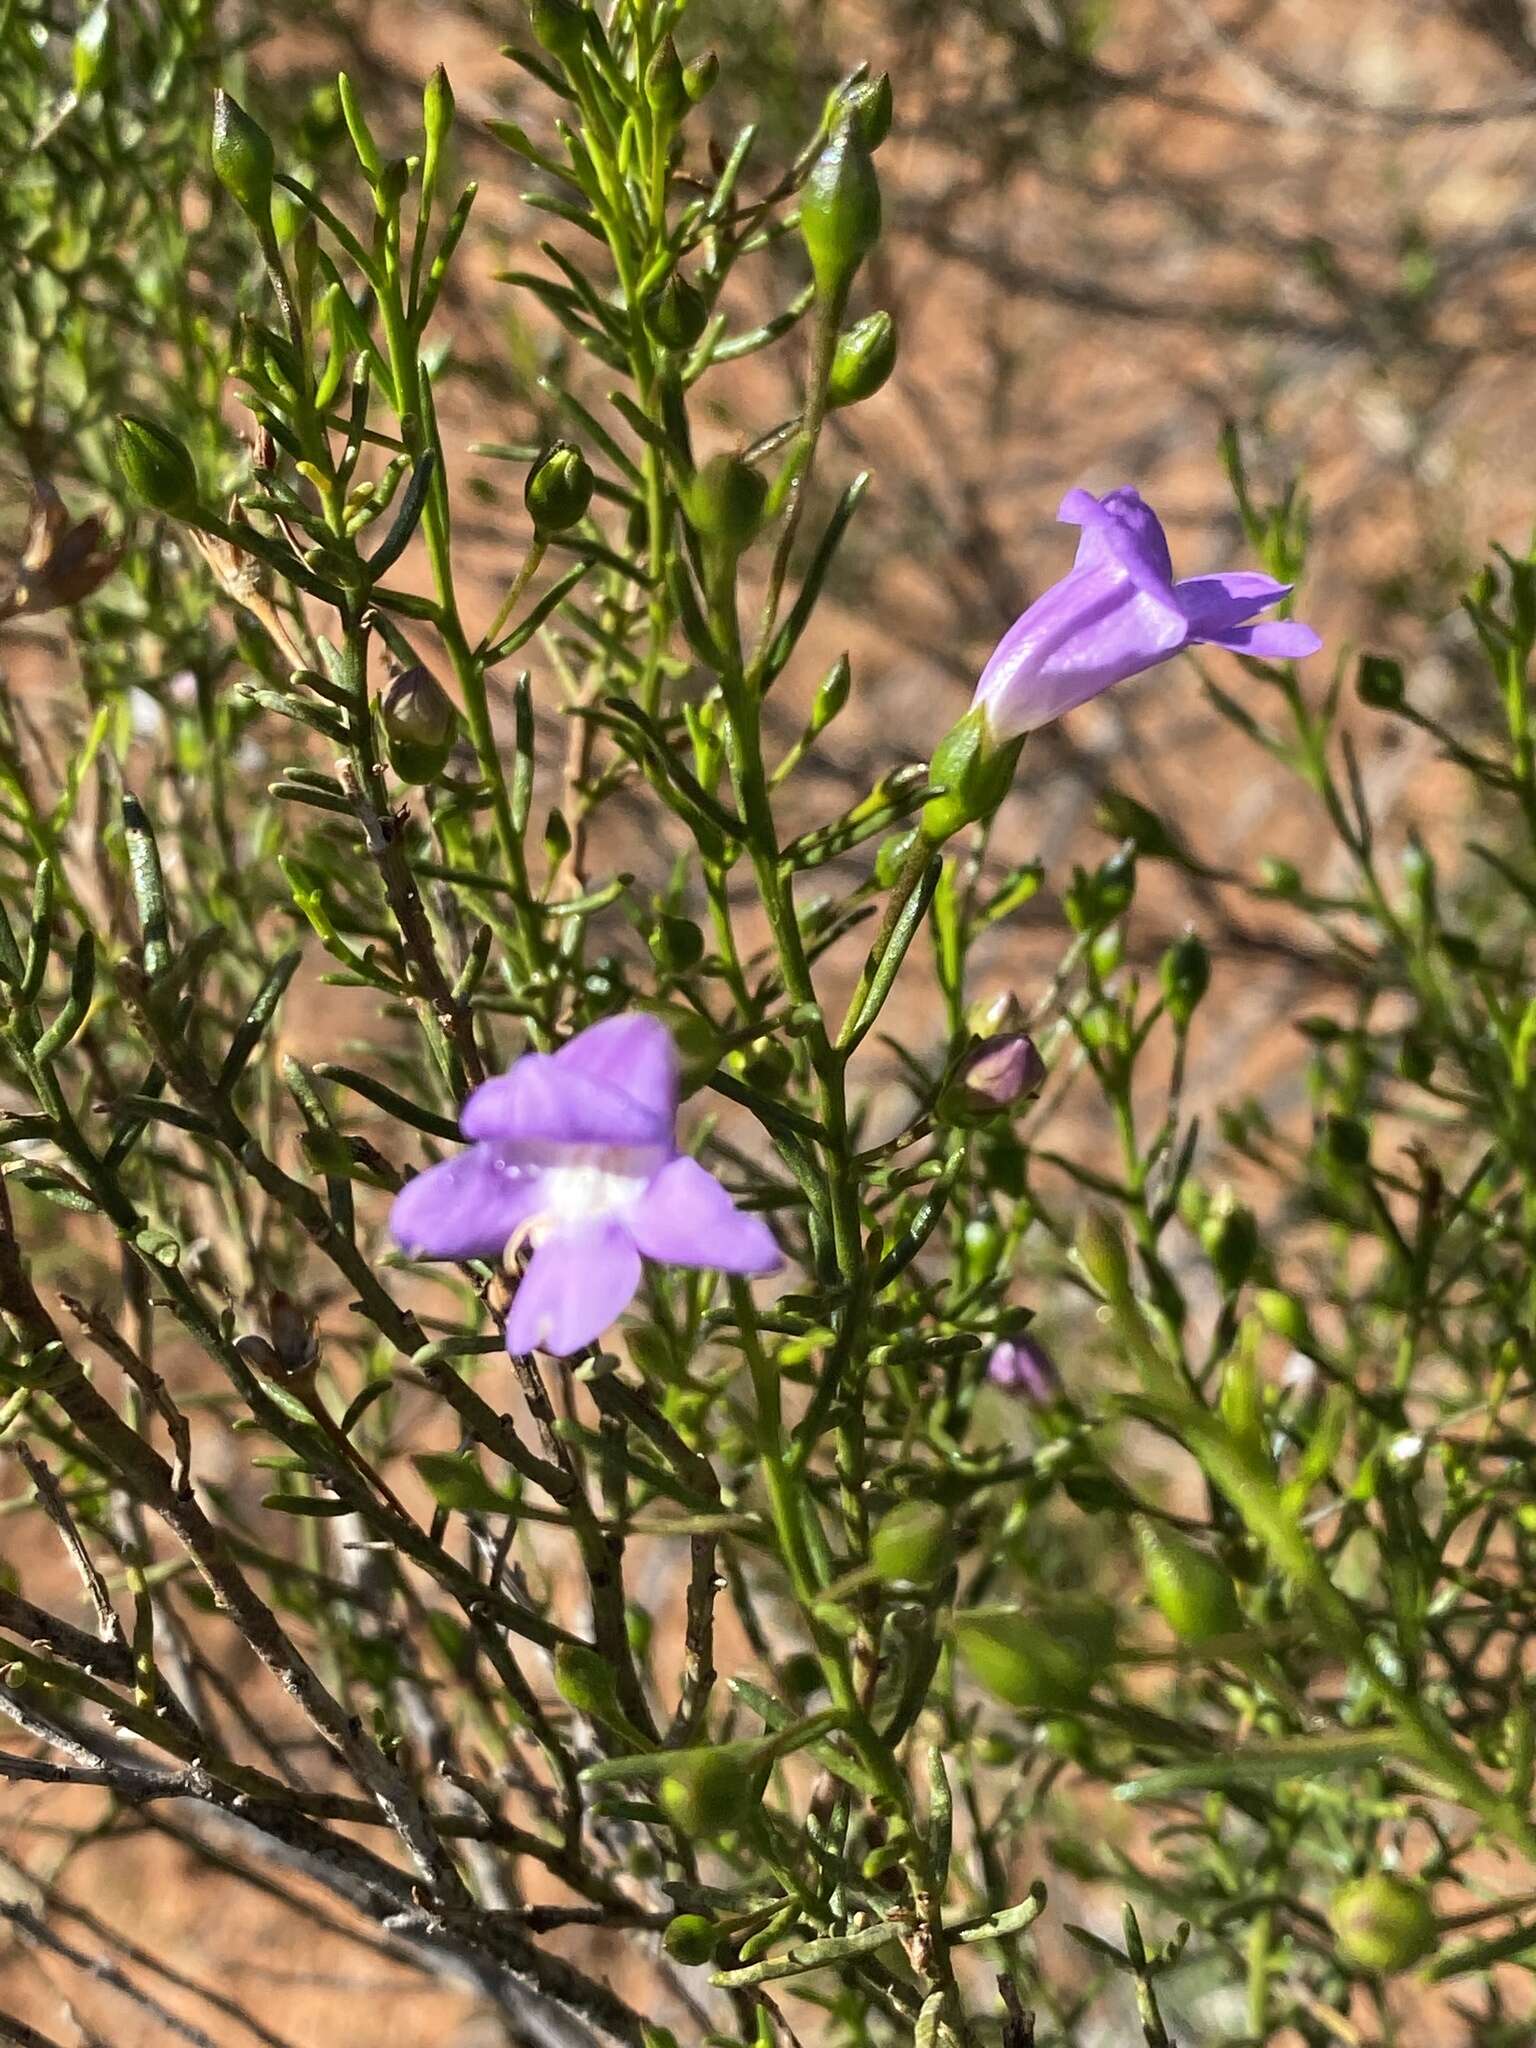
[1060,487,1175,594]
[1175,571,1293,639]
[461,1014,679,1149]
[974,570,1189,739]
[625,1156,782,1275]
[390,1147,544,1260]
[504,1220,641,1356]
[1204,619,1323,660]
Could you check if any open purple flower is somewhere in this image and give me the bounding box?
[973,486,1322,740]
[390,1015,781,1357]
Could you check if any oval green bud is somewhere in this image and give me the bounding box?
[528,0,587,63]
[115,415,200,517]
[658,1748,757,1839]
[212,89,276,224]
[553,1642,624,1724]
[799,121,881,301]
[381,664,456,784]
[1255,1287,1314,1351]
[1330,1873,1435,1975]
[870,1500,950,1587]
[827,72,893,150]
[1160,929,1210,1028]
[1133,1518,1243,1645]
[1076,1206,1130,1300]
[662,1913,718,1966]
[684,52,720,102]
[827,310,897,408]
[684,452,767,554]
[647,275,709,350]
[1356,653,1405,710]
[1200,1197,1258,1293]
[423,64,455,151]
[644,36,688,122]
[955,1602,1113,1714]
[525,441,594,533]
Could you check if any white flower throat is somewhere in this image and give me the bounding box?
[502,1143,654,1260]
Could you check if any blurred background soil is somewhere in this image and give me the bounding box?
[8,0,1536,2040]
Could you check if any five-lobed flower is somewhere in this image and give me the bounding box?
[391,1015,781,1357]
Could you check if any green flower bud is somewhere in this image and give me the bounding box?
[1330,1873,1435,1975]
[1133,1518,1243,1645]
[955,1601,1114,1713]
[1356,653,1405,710]
[684,452,767,555]
[662,1914,718,1966]
[1076,1206,1130,1300]
[1259,856,1302,897]
[381,664,456,784]
[827,71,893,150]
[644,36,688,122]
[1094,787,1178,860]
[827,310,897,408]
[525,441,594,533]
[870,1500,950,1587]
[683,52,720,102]
[648,914,705,973]
[423,64,455,150]
[1200,1195,1259,1293]
[646,274,709,350]
[1160,929,1210,1028]
[1254,1288,1314,1351]
[115,415,200,517]
[799,121,881,301]
[920,705,1023,844]
[552,1642,643,1742]
[809,652,852,735]
[658,1748,758,1839]
[528,0,587,63]
[211,89,276,225]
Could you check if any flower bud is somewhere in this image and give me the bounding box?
[1076,1206,1130,1300]
[212,89,276,225]
[684,452,767,555]
[684,52,719,102]
[662,1914,718,1966]
[1160,929,1210,1028]
[1259,856,1301,897]
[115,415,200,517]
[1133,1518,1243,1645]
[955,1601,1114,1713]
[799,121,881,301]
[827,72,893,150]
[528,0,587,63]
[646,274,709,350]
[1094,787,1178,860]
[1200,1195,1259,1293]
[658,1748,758,1839]
[827,310,897,408]
[870,1500,950,1587]
[944,1032,1045,1120]
[1255,1288,1314,1351]
[381,664,456,784]
[809,652,852,735]
[644,36,688,122]
[920,705,1022,844]
[423,64,454,151]
[1330,1873,1435,1975]
[986,1334,1058,1405]
[524,441,594,534]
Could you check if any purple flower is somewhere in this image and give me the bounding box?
[987,1334,1059,1405]
[390,1015,781,1357]
[952,1032,1046,1116]
[973,487,1322,740]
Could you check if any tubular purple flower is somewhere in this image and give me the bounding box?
[987,1334,1059,1405]
[952,1032,1045,1115]
[390,1015,781,1357]
[973,487,1322,741]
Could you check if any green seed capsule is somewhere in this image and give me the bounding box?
[662,1913,718,1966]
[684,453,767,554]
[683,52,719,102]
[525,441,594,533]
[658,1749,757,1839]
[553,1642,625,1724]
[1330,1874,1436,1975]
[955,1602,1113,1713]
[115,415,200,517]
[211,89,276,224]
[870,1500,950,1587]
[827,72,893,150]
[827,310,897,408]
[644,36,688,122]
[647,274,709,350]
[799,120,881,301]
[381,664,456,785]
[1160,929,1210,1027]
[1133,1518,1243,1645]
[528,0,587,63]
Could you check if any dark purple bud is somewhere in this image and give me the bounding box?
[987,1334,1059,1405]
[947,1032,1045,1118]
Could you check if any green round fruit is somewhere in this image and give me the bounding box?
[662,1913,718,1966]
[1330,1873,1435,1975]
[658,1749,756,1840]
[870,1501,950,1587]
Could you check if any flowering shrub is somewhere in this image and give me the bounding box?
[4,4,1536,2045]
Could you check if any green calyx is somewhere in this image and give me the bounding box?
[526,441,595,534]
[212,89,276,224]
[954,1601,1115,1713]
[684,452,768,557]
[920,706,1023,844]
[870,1499,951,1587]
[1133,1518,1243,1646]
[827,310,897,408]
[658,1747,760,1840]
[799,119,881,302]
[115,415,200,517]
